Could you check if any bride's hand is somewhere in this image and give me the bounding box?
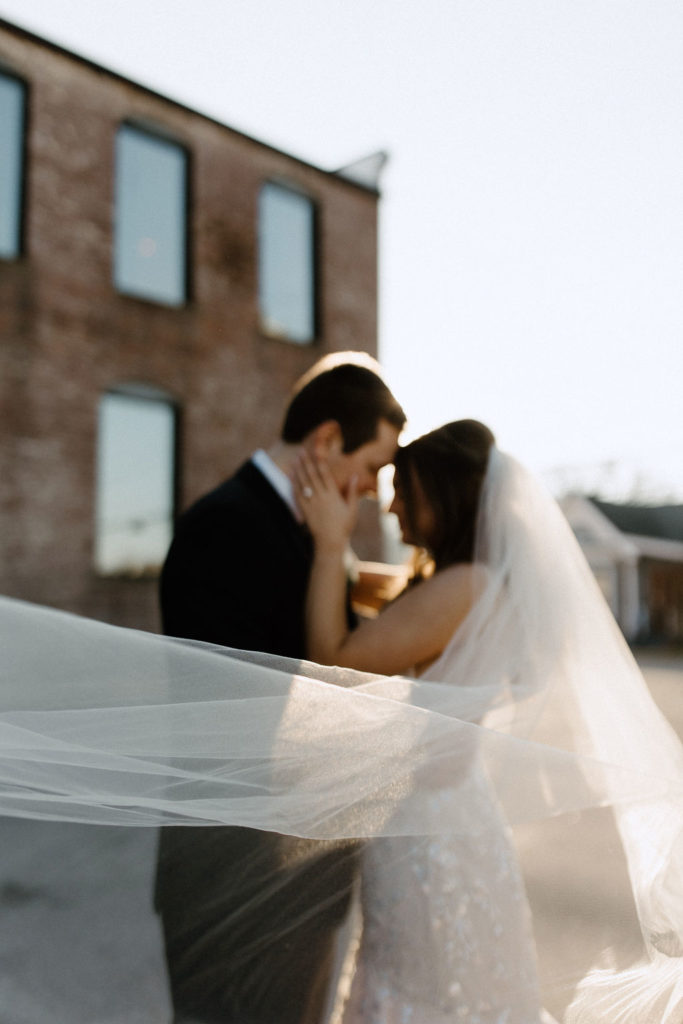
[293,453,359,550]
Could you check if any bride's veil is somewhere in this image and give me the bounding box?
[0,449,681,1022]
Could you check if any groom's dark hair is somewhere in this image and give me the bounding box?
[282,352,406,452]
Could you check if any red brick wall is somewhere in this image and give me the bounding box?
[0,21,379,630]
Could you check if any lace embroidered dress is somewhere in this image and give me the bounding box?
[339,759,543,1024]
[336,636,543,1024]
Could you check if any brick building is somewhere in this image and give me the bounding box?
[0,18,382,631]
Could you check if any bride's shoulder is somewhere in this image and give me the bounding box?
[395,561,486,623]
[428,561,489,596]
[406,562,488,619]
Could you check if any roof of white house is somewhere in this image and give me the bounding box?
[591,499,683,543]
[560,495,683,564]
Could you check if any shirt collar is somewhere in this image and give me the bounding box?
[251,449,300,521]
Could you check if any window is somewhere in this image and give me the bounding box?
[258,182,316,343]
[95,389,177,575]
[114,124,188,306]
[0,72,26,260]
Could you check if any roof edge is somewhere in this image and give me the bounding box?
[0,15,381,196]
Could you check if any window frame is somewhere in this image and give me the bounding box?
[113,121,191,308]
[94,385,180,578]
[0,68,28,261]
[257,179,320,345]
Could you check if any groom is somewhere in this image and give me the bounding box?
[155,352,405,1024]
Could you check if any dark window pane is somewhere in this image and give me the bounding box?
[95,392,176,575]
[258,183,315,343]
[0,73,25,260]
[114,125,187,306]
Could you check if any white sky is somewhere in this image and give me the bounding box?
[2,0,682,499]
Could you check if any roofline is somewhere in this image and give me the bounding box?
[588,496,683,543]
[562,495,683,562]
[561,493,639,557]
[629,534,683,563]
[591,497,683,515]
[0,15,380,197]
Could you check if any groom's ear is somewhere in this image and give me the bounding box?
[309,420,344,460]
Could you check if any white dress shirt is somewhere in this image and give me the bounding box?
[251,449,300,521]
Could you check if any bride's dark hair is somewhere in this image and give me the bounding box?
[394,419,495,570]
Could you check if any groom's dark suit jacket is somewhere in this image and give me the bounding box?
[155,460,359,1024]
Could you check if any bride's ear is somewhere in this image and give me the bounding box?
[310,420,343,460]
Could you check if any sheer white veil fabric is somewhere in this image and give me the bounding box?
[1,450,681,1021]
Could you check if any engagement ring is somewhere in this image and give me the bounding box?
[302,486,313,499]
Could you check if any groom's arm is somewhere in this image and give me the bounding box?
[160,503,284,653]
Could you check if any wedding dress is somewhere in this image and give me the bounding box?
[339,650,543,1024]
[340,773,542,1023]
[0,450,681,1023]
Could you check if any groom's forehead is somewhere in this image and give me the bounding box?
[363,419,401,464]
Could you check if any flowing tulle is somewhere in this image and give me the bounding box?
[0,451,681,1022]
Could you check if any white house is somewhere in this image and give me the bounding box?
[560,495,683,644]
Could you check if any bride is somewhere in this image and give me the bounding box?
[0,421,681,1022]
[294,419,544,1023]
